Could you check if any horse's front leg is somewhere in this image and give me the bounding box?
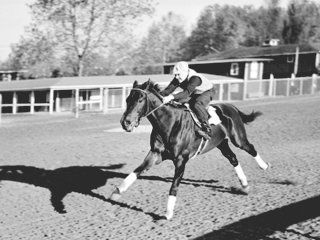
[165,158,186,220]
[110,150,160,200]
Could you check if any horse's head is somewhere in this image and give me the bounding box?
[120,80,162,132]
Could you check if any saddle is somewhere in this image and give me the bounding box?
[183,103,222,128]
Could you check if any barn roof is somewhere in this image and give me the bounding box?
[161,58,273,67]
[0,74,241,92]
[194,44,319,61]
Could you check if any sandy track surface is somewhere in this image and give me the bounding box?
[0,95,320,240]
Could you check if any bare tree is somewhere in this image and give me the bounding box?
[29,0,154,76]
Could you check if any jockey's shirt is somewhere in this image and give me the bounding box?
[161,69,213,101]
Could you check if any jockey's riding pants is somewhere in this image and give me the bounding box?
[189,88,215,124]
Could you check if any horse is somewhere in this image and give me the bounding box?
[110,80,270,220]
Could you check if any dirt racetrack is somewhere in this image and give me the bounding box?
[0,95,320,240]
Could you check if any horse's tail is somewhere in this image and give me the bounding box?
[237,109,262,124]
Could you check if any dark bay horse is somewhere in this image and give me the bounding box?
[110,80,269,219]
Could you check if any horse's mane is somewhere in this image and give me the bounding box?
[140,80,161,93]
[139,80,188,110]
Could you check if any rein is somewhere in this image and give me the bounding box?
[131,88,166,118]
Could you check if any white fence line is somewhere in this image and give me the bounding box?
[0,94,2,125]
[0,75,319,117]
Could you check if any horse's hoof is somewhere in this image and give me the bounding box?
[110,188,121,201]
[265,162,271,170]
[164,212,173,220]
[242,185,250,194]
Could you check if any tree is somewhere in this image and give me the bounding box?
[182,6,216,60]
[29,0,154,76]
[6,28,60,78]
[282,0,320,44]
[264,0,284,39]
[133,12,187,74]
[183,5,251,59]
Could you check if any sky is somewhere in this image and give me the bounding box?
[0,0,290,61]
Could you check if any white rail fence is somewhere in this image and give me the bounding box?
[213,74,320,101]
[0,74,320,121]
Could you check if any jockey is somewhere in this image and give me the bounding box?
[161,61,216,140]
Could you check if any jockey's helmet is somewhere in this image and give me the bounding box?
[173,61,189,82]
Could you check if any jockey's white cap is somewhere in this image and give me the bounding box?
[173,61,189,81]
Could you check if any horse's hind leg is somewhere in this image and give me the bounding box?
[229,124,270,170]
[237,139,269,170]
[244,140,269,170]
[217,139,248,189]
[110,150,160,200]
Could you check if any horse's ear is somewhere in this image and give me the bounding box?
[146,78,151,89]
[154,84,161,92]
[133,80,138,88]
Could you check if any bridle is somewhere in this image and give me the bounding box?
[130,88,166,118]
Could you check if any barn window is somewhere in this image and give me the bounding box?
[230,63,239,75]
[287,56,294,63]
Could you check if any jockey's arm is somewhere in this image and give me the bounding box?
[161,78,180,96]
[172,76,201,101]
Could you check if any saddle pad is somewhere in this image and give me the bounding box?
[207,106,222,125]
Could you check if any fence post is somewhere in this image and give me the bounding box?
[75,89,79,118]
[287,73,295,96]
[55,91,60,113]
[242,62,250,100]
[0,93,2,126]
[99,87,103,111]
[103,88,109,114]
[268,74,274,97]
[218,83,223,101]
[49,89,54,114]
[311,74,317,94]
[30,91,35,114]
[12,92,17,114]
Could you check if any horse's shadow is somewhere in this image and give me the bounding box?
[0,164,246,219]
[0,164,129,214]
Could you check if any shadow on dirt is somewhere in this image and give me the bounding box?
[0,164,245,219]
[194,195,320,240]
[0,164,126,214]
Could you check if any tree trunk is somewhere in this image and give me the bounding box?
[77,55,84,77]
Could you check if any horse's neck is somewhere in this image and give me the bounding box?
[147,104,190,139]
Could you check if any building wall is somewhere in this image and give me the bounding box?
[263,53,317,78]
[164,53,317,80]
[164,62,246,79]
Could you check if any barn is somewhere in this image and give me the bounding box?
[0,74,241,115]
[163,43,320,98]
[163,43,319,79]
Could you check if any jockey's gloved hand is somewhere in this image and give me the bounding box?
[163,94,174,104]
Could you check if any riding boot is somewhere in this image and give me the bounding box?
[196,121,211,140]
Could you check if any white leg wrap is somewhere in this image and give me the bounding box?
[118,172,137,193]
[234,164,248,186]
[165,195,177,220]
[254,153,268,170]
